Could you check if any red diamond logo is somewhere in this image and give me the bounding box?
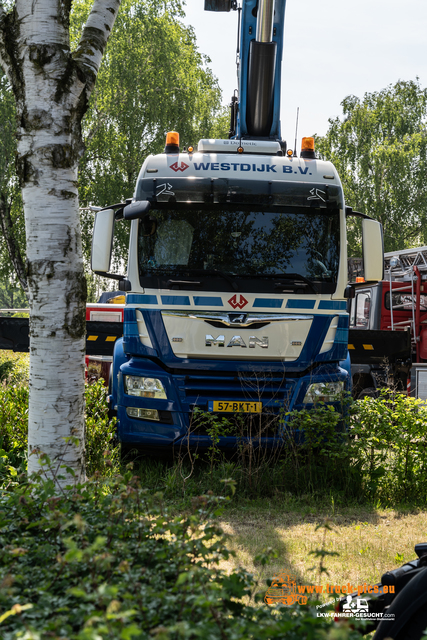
[170,161,189,172]
[228,294,248,309]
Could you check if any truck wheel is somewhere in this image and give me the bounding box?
[120,443,139,461]
[394,607,427,640]
[357,387,377,400]
[120,443,132,460]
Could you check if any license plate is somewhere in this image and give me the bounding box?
[208,401,262,413]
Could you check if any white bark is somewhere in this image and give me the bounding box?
[0,0,120,486]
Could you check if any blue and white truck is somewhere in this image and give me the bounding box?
[90,0,384,452]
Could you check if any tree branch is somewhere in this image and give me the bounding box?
[0,2,12,79]
[0,193,28,292]
[0,3,22,100]
[73,0,121,96]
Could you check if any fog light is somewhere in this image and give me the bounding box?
[126,407,160,421]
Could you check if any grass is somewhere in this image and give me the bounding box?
[217,502,427,601]
[0,350,29,384]
[127,456,427,602]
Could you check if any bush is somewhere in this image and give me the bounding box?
[0,367,29,485]
[0,471,362,639]
[0,351,29,386]
[163,402,359,503]
[351,390,427,503]
[0,375,118,485]
[84,380,119,477]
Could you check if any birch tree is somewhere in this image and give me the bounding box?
[0,0,121,484]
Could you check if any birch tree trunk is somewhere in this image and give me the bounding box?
[0,0,121,485]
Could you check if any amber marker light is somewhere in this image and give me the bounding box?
[356,277,365,283]
[164,131,180,154]
[301,136,315,159]
[188,145,194,153]
[237,146,244,154]
[286,149,293,157]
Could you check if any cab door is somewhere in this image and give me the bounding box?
[350,288,372,330]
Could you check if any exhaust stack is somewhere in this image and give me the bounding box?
[246,0,277,137]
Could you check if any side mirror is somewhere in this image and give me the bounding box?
[91,208,115,273]
[344,285,355,299]
[362,219,383,282]
[123,200,151,220]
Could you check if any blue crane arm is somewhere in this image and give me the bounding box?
[204,0,287,142]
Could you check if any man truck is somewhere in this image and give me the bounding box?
[90,0,383,453]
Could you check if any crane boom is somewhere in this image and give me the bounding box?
[205,0,286,141]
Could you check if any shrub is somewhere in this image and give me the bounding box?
[0,375,119,484]
[166,403,359,502]
[351,390,427,503]
[0,383,29,486]
[0,351,29,386]
[0,471,362,639]
[84,379,119,477]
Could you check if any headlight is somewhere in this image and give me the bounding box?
[124,376,167,399]
[302,381,344,404]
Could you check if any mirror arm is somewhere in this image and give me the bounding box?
[93,271,126,281]
[345,206,375,221]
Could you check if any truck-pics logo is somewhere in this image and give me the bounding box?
[169,161,189,172]
[228,294,249,309]
[264,573,308,606]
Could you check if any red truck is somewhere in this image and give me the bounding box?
[348,246,427,399]
[85,292,125,384]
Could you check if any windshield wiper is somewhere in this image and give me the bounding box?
[190,269,238,291]
[272,273,318,294]
[241,272,318,294]
[166,279,202,289]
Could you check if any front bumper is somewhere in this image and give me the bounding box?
[114,358,350,449]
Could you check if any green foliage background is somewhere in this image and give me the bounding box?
[316,79,427,255]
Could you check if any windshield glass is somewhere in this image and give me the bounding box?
[138,205,340,292]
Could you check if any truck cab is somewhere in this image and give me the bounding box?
[348,281,412,398]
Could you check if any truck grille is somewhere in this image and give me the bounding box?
[178,371,294,409]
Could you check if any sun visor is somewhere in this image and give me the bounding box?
[135,177,343,209]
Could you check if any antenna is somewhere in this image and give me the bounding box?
[293,107,299,156]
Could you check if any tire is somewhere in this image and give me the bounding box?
[357,387,377,400]
[120,443,141,461]
[120,443,133,460]
[394,607,427,640]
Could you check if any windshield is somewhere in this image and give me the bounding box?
[138,205,340,293]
